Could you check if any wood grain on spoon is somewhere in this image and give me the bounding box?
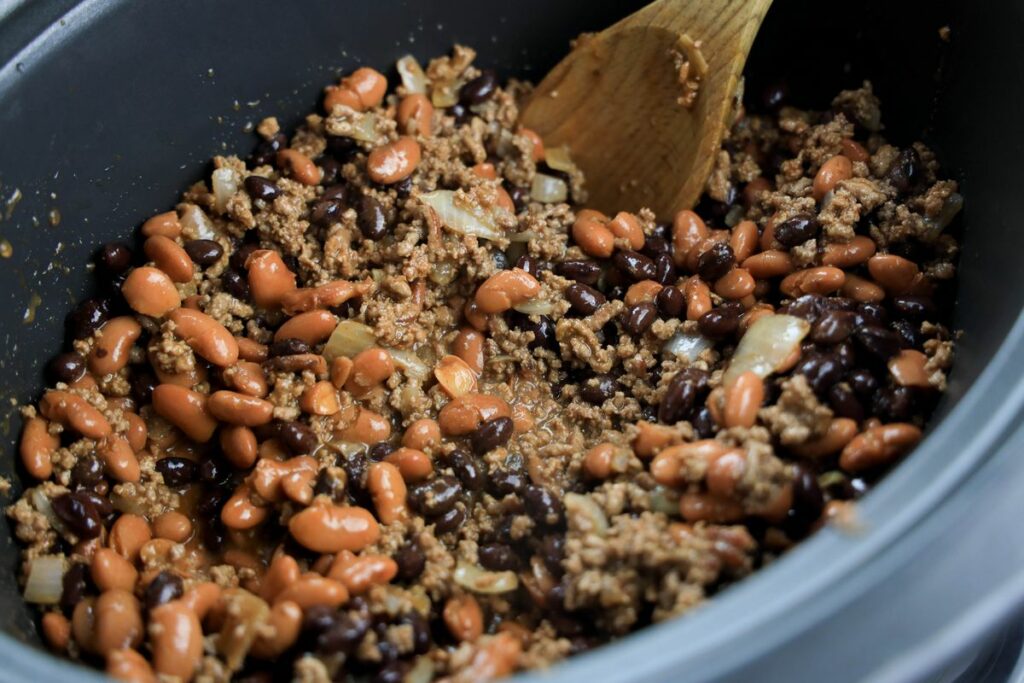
[520,0,773,219]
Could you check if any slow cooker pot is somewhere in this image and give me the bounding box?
[0,1,1022,681]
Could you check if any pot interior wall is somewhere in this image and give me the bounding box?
[0,0,1014,665]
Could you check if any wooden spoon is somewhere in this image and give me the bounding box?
[520,0,773,219]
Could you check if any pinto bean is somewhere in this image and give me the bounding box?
[335,406,391,442]
[444,594,484,642]
[40,391,112,440]
[274,310,339,346]
[367,461,408,524]
[168,308,239,366]
[245,250,297,309]
[98,435,141,482]
[140,211,181,239]
[219,425,259,469]
[89,317,142,376]
[840,423,922,472]
[121,267,180,317]
[20,416,57,480]
[151,385,217,442]
[474,268,541,314]
[148,600,203,681]
[288,502,380,553]
[143,235,195,283]
[438,393,511,435]
[207,391,274,426]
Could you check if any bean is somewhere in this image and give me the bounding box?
[774,214,819,248]
[155,456,196,488]
[622,302,657,335]
[842,273,886,303]
[106,648,156,683]
[151,385,217,442]
[42,612,70,651]
[698,304,742,339]
[367,461,408,524]
[336,406,391,443]
[696,242,735,282]
[444,595,484,642]
[347,347,396,392]
[679,492,744,523]
[141,211,181,239]
[868,254,920,293]
[268,337,310,358]
[20,417,57,480]
[397,93,434,136]
[289,502,380,552]
[143,235,194,283]
[221,269,250,300]
[96,242,133,275]
[742,249,794,279]
[276,148,320,186]
[246,249,297,309]
[706,449,748,496]
[723,371,763,429]
[61,563,90,614]
[813,155,854,201]
[384,447,433,482]
[781,266,846,298]
[840,423,922,472]
[409,475,462,517]
[555,259,601,286]
[297,381,338,416]
[274,310,338,347]
[217,425,256,469]
[888,349,931,387]
[453,632,521,682]
[792,418,859,458]
[855,325,901,360]
[658,368,707,424]
[149,600,203,680]
[565,283,605,315]
[438,392,511,435]
[460,69,498,105]
[367,137,421,185]
[276,574,350,610]
[168,308,239,366]
[40,390,111,440]
[653,285,684,318]
[394,544,426,581]
[886,147,920,194]
[671,209,709,267]
[152,511,192,543]
[449,449,486,491]
[433,505,466,534]
[90,548,137,593]
[470,416,514,455]
[524,486,564,527]
[714,268,755,300]
[331,554,398,595]
[244,175,281,203]
[729,220,759,263]
[340,67,388,109]
[572,210,615,258]
[683,277,712,320]
[48,352,87,385]
[829,384,865,421]
[580,374,617,405]
[794,352,844,395]
[71,456,104,489]
[122,267,180,317]
[613,249,656,281]
[109,514,151,562]
[143,571,183,610]
[822,235,876,268]
[251,600,303,659]
[124,413,147,453]
[475,268,541,314]
[88,317,141,377]
[89,589,144,657]
[625,280,663,306]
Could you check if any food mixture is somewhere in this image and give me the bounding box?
[9,45,961,682]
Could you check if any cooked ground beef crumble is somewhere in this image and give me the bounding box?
[9,45,960,682]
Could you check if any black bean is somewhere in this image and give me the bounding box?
[565,283,606,315]
[847,368,879,396]
[580,374,616,405]
[855,325,901,360]
[489,468,527,496]
[321,183,349,203]
[821,296,858,312]
[886,148,920,194]
[279,421,318,455]
[555,260,601,286]
[317,157,342,185]
[373,662,408,683]
[70,457,104,489]
[67,298,111,340]
[656,285,685,318]
[697,305,742,339]
[470,417,513,455]
[781,294,824,322]
[394,543,426,581]
[794,352,844,395]
[309,198,344,227]
[52,492,102,539]
[892,295,935,320]
[623,302,658,336]
[515,255,538,276]
[76,490,113,518]
[95,243,133,274]
[790,464,824,524]
[828,383,865,421]
[507,185,530,212]
[367,441,394,461]
[220,269,250,300]
[318,612,370,654]
[696,242,735,281]
[855,302,887,328]
[653,253,676,285]
[313,467,347,502]
[479,543,520,571]
[612,250,657,282]
[48,352,86,385]
[659,368,707,424]
[892,319,922,349]
[282,254,300,274]
[60,563,91,614]
[356,195,387,240]
[524,486,564,527]
[409,476,462,516]
[302,605,339,641]
[402,610,432,654]
[642,236,671,257]
[250,133,287,166]
[491,250,510,271]
[692,405,717,438]
[774,214,819,248]
[539,534,565,575]
[244,175,281,203]
[449,102,471,125]
[872,385,917,422]
[325,135,358,161]
[834,340,856,370]
[525,315,557,351]
[182,239,223,268]
[448,449,485,491]
[199,458,230,485]
[811,310,855,345]
[269,338,311,357]
[433,505,466,534]
[459,69,498,105]
[144,570,183,610]
[130,369,157,405]
[156,457,197,488]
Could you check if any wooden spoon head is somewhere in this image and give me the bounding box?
[521,0,771,219]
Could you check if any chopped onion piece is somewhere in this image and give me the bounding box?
[508,230,539,243]
[389,348,431,382]
[453,561,518,594]
[663,330,713,362]
[406,656,435,683]
[512,298,553,315]
[649,486,681,515]
[530,173,568,203]
[420,190,503,241]
[350,112,380,144]
[396,55,428,94]
[429,261,458,286]
[179,204,217,240]
[329,440,369,458]
[564,493,608,535]
[211,168,238,214]
[723,314,810,387]
[431,82,459,108]
[31,489,64,533]
[925,192,964,233]
[323,320,376,361]
[24,555,67,604]
[544,145,575,173]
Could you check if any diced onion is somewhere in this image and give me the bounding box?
[925,192,964,233]
[420,190,503,241]
[31,489,64,533]
[453,561,519,594]
[24,555,67,605]
[544,146,576,174]
[396,55,428,94]
[663,330,714,362]
[508,231,539,243]
[429,261,458,286]
[389,348,431,382]
[564,493,608,535]
[530,173,568,203]
[350,112,380,144]
[406,656,435,683]
[649,486,681,515]
[179,204,218,240]
[431,82,459,108]
[512,298,554,315]
[723,314,810,387]
[211,168,238,214]
[323,320,376,361]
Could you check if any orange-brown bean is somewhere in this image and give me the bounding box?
[729,220,759,262]
[841,273,886,303]
[20,416,57,480]
[224,361,268,398]
[168,308,239,367]
[143,235,194,283]
[329,356,354,389]
[121,267,180,317]
[124,412,147,452]
[474,268,541,314]
[840,423,923,473]
[397,93,434,136]
[330,554,398,594]
[867,254,919,293]
[683,277,712,320]
[367,461,408,524]
[434,354,478,397]
[437,392,511,435]
[42,612,70,651]
[453,327,485,374]
[888,349,931,388]
[251,600,303,658]
[336,406,391,442]
[89,317,142,376]
[742,250,794,278]
[632,420,683,459]
[281,279,371,316]
[840,138,870,163]
[341,67,387,109]
[275,573,349,610]
[109,514,151,562]
[274,309,339,345]
[724,371,763,429]
[140,211,181,239]
[300,381,341,416]
[107,648,157,683]
[98,435,141,483]
[705,449,747,497]
[791,418,859,458]
[208,390,274,426]
[679,492,745,523]
[367,137,421,184]
[93,589,144,657]
[260,554,300,602]
[288,503,380,553]
[402,418,442,451]
[148,600,203,680]
[583,443,615,479]
[221,485,268,530]
[220,425,259,469]
[813,155,854,201]
[624,280,663,306]
[607,211,645,250]
[179,582,222,621]
[385,447,433,482]
[471,162,498,180]
[346,347,395,392]
[40,390,112,440]
[572,210,615,258]
[780,266,846,298]
[236,337,269,362]
[276,148,320,185]
[518,127,545,161]
[91,548,138,593]
[453,632,522,683]
[672,209,709,267]
[151,386,217,441]
[463,299,488,331]
[444,594,484,642]
[714,268,755,300]
[822,235,876,268]
[246,249,297,309]
[152,511,192,543]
